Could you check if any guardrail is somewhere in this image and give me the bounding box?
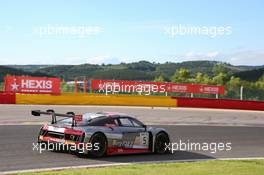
[15,93,176,107]
[1,93,264,111]
[175,97,264,111]
[0,92,16,104]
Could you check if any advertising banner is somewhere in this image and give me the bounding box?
[4,76,61,94]
[91,79,225,95]
[192,84,225,95]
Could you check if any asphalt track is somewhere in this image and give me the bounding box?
[0,105,264,173]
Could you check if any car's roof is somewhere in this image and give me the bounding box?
[83,112,130,118]
[103,112,129,117]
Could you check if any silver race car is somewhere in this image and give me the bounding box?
[32,110,171,157]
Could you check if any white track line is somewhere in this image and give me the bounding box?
[1,123,264,128]
[2,157,264,174]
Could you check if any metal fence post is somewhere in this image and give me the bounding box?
[240,86,244,100]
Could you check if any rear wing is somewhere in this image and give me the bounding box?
[31,110,76,127]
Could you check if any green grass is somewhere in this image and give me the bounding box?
[19,160,264,175]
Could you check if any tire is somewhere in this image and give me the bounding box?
[89,133,107,158]
[154,132,170,154]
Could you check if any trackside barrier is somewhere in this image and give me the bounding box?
[0,92,16,104]
[16,93,177,107]
[4,93,264,111]
[175,97,264,111]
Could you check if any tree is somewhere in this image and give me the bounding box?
[225,76,242,98]
[255,74,264,89]
[213,63,228,75]
[194,72,211,84]
[154,75,165,82]
[171,68,191,83]
[227,76,241,90]
[212,72,228,85]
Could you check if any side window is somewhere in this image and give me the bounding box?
[119,118,134,127]
[88,117,115,126]
[113,119,119,126]
[104,118,116,125]
[130,119,142,127]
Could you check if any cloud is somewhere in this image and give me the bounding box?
[227,50,264,66]
[166,50,264,66]
[166,51,221,62]
[85,55,121,64]
[206,51,220,58]
[1,50,263,66]
[81,50,264,66]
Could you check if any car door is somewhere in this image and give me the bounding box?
[116,117,150,150]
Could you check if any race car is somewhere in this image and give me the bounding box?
[32,110,171,157]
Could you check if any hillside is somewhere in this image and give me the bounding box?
[0,66,51,82]
[233,68,264,81]
[3,60,263,81]
[7,65,53,72]
[33,61,256,81]
[34,63,156,81]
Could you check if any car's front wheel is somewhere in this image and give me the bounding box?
[154,132,170,154]
[89,133,107,158]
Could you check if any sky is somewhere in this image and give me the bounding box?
[0,0,264,66]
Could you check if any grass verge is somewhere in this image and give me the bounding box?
[18,160,264,175]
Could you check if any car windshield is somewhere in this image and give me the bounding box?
[57,112,106,126]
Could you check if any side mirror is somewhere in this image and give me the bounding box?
[142,124,147,131]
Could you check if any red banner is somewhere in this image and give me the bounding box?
[4,76,61,94]
[192,84,225,95]
[91,79,225,95]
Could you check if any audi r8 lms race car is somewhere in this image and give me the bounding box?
[32,110,171,157]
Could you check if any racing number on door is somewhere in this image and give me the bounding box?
[140,132,149,146]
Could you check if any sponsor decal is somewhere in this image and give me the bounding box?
[107,147,150,155]
[64,128,83,135]
[74,115,83,122]
[112,140,134,148]
[140,132,149,146]
[48,126,65,133]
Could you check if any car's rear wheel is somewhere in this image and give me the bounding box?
[89,133,107,158]
[154,132,170,154]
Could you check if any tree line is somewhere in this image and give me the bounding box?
[154,64,264,101]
